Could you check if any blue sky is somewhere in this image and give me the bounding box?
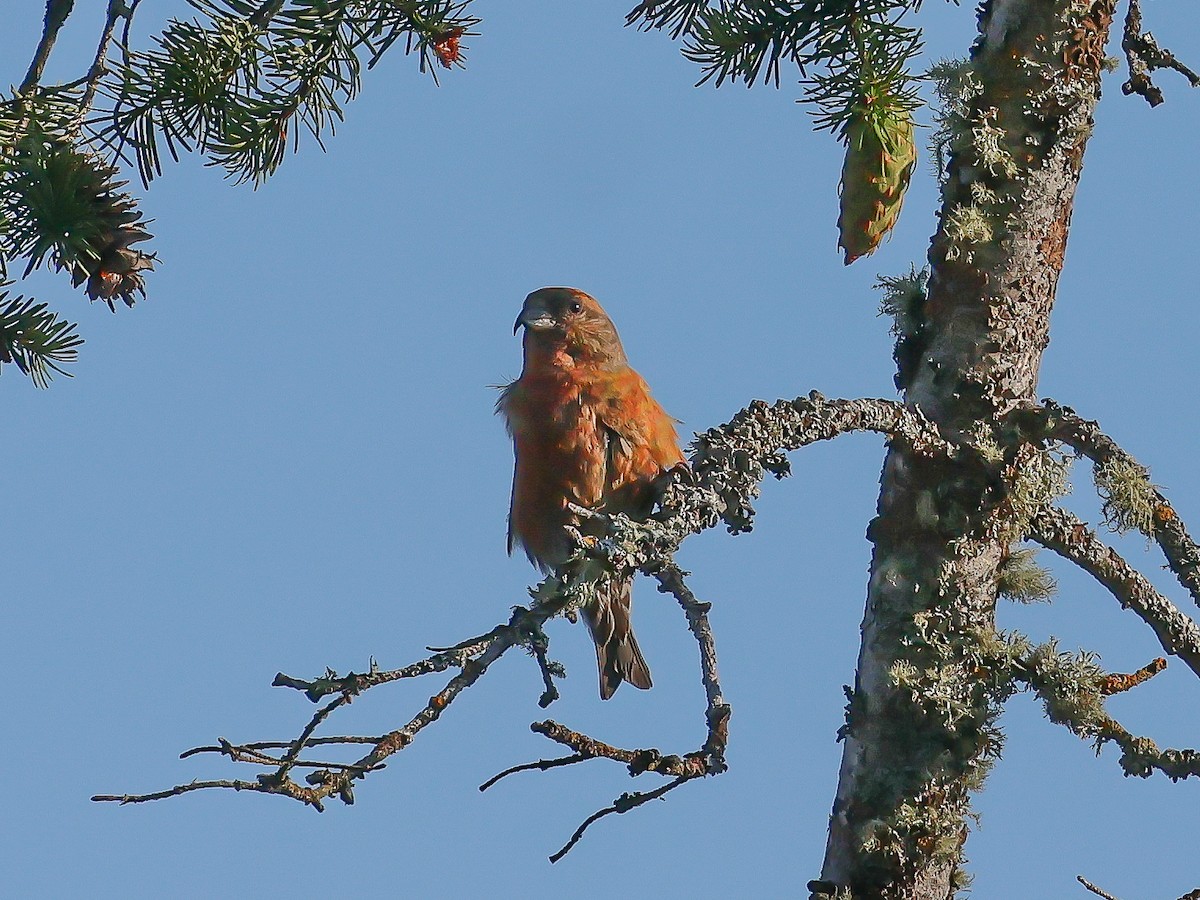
[4,2,1199,897]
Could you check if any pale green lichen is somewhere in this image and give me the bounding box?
[876,265,929,337]
[926,57,983,180]
[1094,457,1159,536]
[972,431,1006,466]
[1002,446,1073,541]
[997,548,1057,603]
[1021,639,1108,737]
[969,181,1000,205]
[943,204,994,261]
[972,107,1019,178]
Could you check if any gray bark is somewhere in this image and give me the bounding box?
[817,1,1119,896]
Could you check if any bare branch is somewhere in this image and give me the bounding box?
[119,0,144,70]
[519,618,564,708]
[268,693,348,783]
[651,562,730,772]
[1120,0,1200,107]
[475,564,729,859]
[523,564,730,780]
[178,737,384,773]
[92,599,573,810]
[271,641,493,702]
[92,779,282,806]
[530,719,712,778]
[1020,401,1200,610]
[1028,506,1200,680]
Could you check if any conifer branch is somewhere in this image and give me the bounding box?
[96,0,481,186]
[0,287,83,387]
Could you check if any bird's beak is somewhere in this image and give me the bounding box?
[513,309,556,334]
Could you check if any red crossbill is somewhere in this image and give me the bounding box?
[498,287,684,699]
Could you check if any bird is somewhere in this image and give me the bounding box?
[498,287,685,699]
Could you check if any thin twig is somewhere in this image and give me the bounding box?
[95,396,927,812]
[93,779,279,805]
[651,562,730,772]
[180,737,384,773]
[92,594,575,810]
[272,640,494,702]
[119,0,144,70]
[531,638,561,708]
[475,565,729,858]
[479,754,590,792]
[1077,875,1120,900]
[549,777,692,863]
[531,719,709,777]
[179,735,384,757]
[271,694,348,782]
[79,0,127,113]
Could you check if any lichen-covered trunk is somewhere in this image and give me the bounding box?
[816,1,1118,897]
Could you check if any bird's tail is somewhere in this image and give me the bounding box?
[582,575,652,700]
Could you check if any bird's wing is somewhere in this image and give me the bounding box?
[596,370,683,467]
[595,368,683,515]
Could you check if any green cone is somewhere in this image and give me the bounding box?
[837,107,916,265]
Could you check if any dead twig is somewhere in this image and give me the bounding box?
[549,777,692,864]
[479,754,590,792]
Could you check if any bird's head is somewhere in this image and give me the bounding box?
[514,287,628,369]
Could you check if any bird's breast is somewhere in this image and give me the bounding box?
[503,375,610,547]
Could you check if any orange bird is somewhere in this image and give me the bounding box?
[498,287,684,699]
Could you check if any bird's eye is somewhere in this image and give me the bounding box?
[568,301,583,314]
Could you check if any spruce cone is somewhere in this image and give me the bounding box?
[837,107,916,266]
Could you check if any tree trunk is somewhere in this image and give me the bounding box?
[817,1,1119,896]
